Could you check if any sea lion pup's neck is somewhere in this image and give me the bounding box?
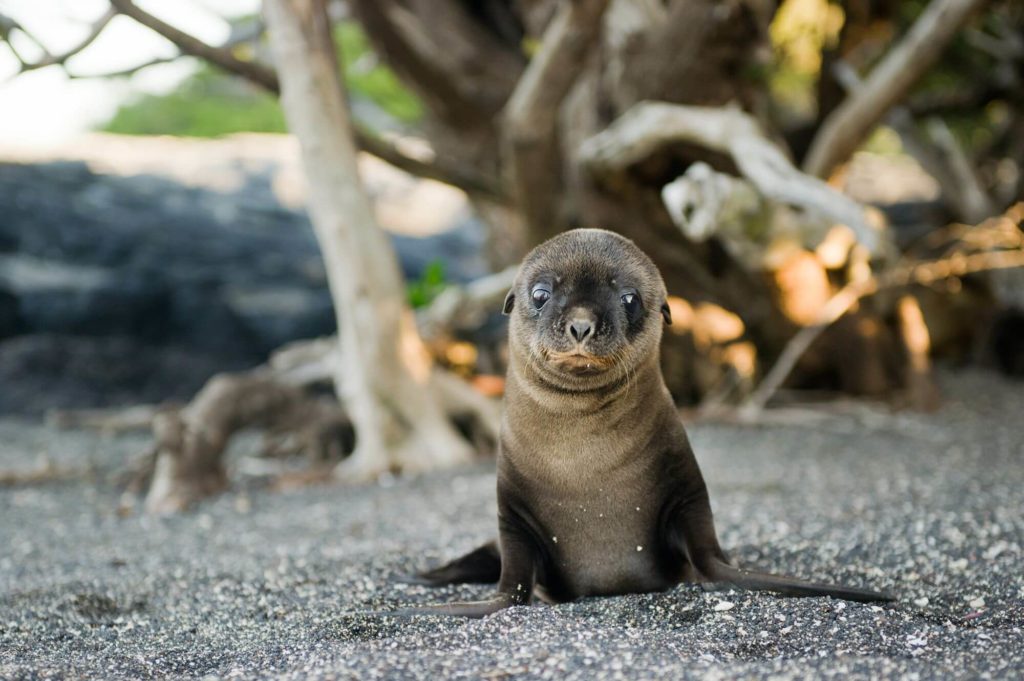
[504,338,664,416]
[501,345,667,479]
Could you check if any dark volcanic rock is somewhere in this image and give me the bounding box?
[0,288,21,337]
[0,160,334,361]
[0,334,248,415]
[0,157,487,415]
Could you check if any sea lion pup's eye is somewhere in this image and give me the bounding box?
[621,292,641,316]
[531,285,551,308]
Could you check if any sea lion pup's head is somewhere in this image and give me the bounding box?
[503,229,672,391]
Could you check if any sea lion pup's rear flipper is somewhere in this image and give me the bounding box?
[701,560,896,603]
[670,486,896,603]
[396,541,501,586]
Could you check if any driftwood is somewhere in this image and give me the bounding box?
[144,371,348,514]
[579,101,885,255]
[138,342,500,513]
[0,459,86,487]
[46,404,164,435]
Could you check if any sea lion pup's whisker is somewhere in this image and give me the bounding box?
[622,348,637,400]
[391,228,894,616]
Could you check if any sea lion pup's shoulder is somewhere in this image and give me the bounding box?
[388,228,894,618]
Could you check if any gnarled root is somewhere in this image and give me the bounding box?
[332,366,500,483]
[144,369,348,514]
[140,338,501,511]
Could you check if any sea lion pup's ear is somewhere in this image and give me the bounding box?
[660,301,672,325]
[503,289,515,315]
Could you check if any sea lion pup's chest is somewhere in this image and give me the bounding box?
[500,409,679,599]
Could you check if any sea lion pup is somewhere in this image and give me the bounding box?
[399,229,893,617]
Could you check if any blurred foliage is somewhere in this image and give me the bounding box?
[770,0,844,76]
[104,67,287,137]
[406,260,448,309]
[103,21,422,138]
[768,0,844,118]
[767,0,1021,162]
[862,126,904,156]
[335,22,422,123]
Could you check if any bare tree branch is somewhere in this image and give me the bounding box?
[612,0,775,110]
[504,0,609,141]
[356,132,506,201]
[109,0,281,91]
[503,0,610,240]
[802,0,988,179]
[580,101,884,254]
[68,55,176,80]
[66,20,265,80]
[925,118,995,220]
[403,0,523,114]
[0,11,53,66]
[832,60,995,224]
[14,7,117,73]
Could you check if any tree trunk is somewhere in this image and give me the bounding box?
[263,0,474,480]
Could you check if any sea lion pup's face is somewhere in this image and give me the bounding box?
[503,229,672,389]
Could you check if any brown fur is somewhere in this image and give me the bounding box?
[397,229,893,617]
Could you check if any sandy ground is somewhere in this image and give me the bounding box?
[1,369,1022,680]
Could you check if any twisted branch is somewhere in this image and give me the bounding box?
[580,101,884,254]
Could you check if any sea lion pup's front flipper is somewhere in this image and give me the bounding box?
[397,541,502,586]
[386,517,540,617]
[668,478,896,603]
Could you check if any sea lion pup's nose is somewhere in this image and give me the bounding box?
[568,318,593,342]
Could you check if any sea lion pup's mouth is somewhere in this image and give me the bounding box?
[544,349,616,376]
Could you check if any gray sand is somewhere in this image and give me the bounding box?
[1,368,1022,679]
